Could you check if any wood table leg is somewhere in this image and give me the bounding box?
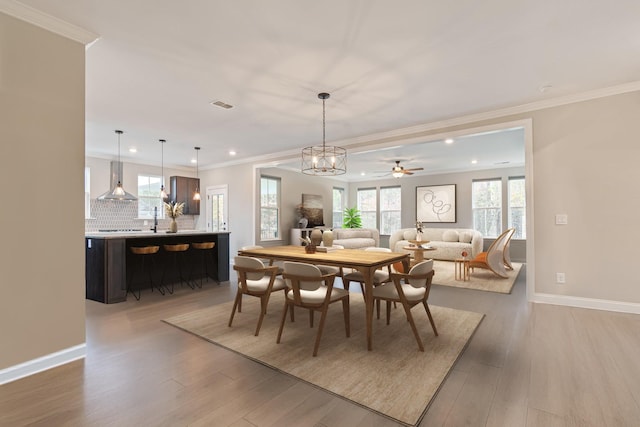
[360,266,375,351]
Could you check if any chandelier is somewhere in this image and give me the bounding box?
[301,92,346,176]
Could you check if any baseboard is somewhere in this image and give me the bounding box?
[532,293,640,314]
[0,343,86,385]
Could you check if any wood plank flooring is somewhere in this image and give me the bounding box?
[2,267,640,426]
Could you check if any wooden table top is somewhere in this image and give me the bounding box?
[238,245,408,269]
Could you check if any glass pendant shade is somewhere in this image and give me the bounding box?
[193,146,201,201]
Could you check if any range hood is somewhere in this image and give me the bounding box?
[97,161,137,201]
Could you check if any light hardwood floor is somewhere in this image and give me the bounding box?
[2,267,640,426]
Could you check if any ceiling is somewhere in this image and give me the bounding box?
[12,0,640,179]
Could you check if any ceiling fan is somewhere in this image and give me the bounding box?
[389,160,424,178]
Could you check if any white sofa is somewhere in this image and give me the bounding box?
[389,228,483,261]
[331,228,380,249]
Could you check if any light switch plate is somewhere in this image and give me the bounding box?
[555,214,568,225]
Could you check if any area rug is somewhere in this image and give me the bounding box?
[163,293,483,426]
[432,260,523,294]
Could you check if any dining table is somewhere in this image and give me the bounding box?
[237,245,410,351]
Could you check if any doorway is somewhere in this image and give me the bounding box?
[206,185,228,232]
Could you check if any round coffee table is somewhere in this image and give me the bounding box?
[403,245,437,264]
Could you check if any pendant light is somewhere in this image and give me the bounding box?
[193,146,201,201]
[159,139,168,200]
[98,130,137,200]
[301,92,346,176]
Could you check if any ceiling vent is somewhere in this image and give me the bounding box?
[210,100,233,109]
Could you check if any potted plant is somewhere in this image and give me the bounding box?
[343,207,362,228]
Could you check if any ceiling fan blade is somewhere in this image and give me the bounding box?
[404,171,414,175]
[404,167,424,171]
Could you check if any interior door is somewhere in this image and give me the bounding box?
[206,185,228,232]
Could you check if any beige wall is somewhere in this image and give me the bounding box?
[0,14,86,369]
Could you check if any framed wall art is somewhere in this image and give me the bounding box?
[416,184,456,223]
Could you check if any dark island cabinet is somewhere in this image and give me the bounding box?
[170,176,200,215]
[85,232,230,304]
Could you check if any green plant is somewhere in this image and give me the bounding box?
[343,207,362,228]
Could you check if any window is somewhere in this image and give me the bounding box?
[260,176,280,240]
[84,167,91,219]
[508,176,526,239]
[332,187,345,228]
[472,179,502,238]
[380,186,401,235]
[138,174,164,219]
[357,188,377,229]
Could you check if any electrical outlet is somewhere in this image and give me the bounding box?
[556,272,566,283]
[555,214,568,225]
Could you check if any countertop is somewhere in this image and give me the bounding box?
[85,230,230,239]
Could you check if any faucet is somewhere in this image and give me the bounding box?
[152,206,158,233]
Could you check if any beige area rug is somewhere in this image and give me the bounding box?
[432,261,523,294]
[164,293,483,426]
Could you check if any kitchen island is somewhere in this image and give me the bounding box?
[85,230,230,303]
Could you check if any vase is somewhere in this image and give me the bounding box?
[310,229,323,246]
[322,229,334,247]
[305,244,316,254]
[298,217,308,229]
[169,218,178,233]
[416,231,423,241]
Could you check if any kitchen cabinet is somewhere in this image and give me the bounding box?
[170,176,200,215]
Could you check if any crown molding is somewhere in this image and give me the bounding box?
[0,0,99,45]
[331,81,640,149]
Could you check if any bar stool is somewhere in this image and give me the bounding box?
[127,246,161,300]
[161,243,191,294]
[191,242,216,288]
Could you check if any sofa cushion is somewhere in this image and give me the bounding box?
[333,238,376,249]
[442,230,459,242]
[338,229,372,239]
[459,231,473,243]
[403,230,416,240]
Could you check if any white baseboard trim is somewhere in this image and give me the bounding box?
[0,343,86,385]
[532,293,640,315]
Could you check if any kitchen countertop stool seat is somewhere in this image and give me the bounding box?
[161,243,192,294]
[128,245,161,300]
[191,242,217,288]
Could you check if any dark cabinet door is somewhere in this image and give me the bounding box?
[170,176,200,215]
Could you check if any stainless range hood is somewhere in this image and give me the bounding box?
[97,161,137,201]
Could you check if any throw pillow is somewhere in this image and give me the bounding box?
[459,231,473,243]
[442,230,460,242]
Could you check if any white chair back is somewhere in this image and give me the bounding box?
[407,259,434,288]
[364,247,391,253]
[283,261,323,291]
[234,256,266,281]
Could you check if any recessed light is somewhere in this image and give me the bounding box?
[471,159,478,164]
[360,172,366,176]
[191,158,197,164]
[229,150,236,156]
[128,147,137,153]
[444,138,454,144]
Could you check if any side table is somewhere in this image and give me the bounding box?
[454,258,470,281]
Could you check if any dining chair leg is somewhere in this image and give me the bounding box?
[313,307,329,357]
[289,304,295,322]
[423,301,438,336]
[254,294,271,336]
[276,301,289,344]
[342,297,350,337]
[309,309,314,328]
[228,291,243,327]
[399,300,424,351]
[386,300,392,325]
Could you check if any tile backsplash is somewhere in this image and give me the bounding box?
[85,199,196,232]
